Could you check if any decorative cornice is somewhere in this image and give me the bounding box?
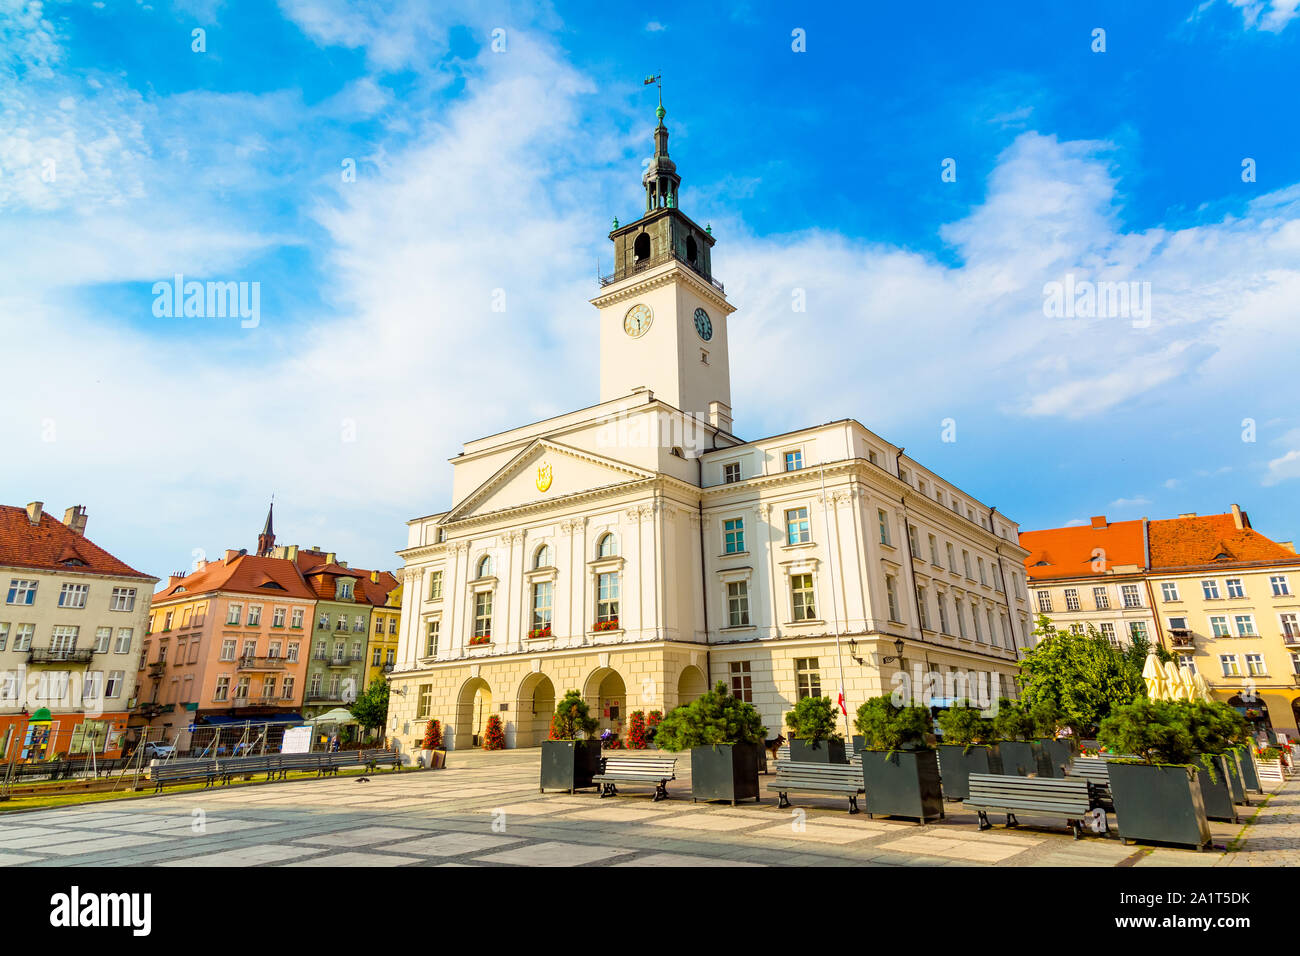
[590,260,734,315]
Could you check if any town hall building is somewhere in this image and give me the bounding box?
[386,103,1033,752]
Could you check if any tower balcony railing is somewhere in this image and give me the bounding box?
[600,249,723,293]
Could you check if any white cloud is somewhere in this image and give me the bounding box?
[1263,450,1300,485]
[1110,496,1153,509]
[1227,0,1300,31]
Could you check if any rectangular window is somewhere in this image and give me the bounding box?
[978,557,987,586]
[1161,581,1180,602]
[916,586,930,630]
[729,661,753,702]
[226,603,242,625]
[234,677,249,700]
[242,639,257,659]
[790,573,817,621]
[247,606,262,626]
[1099,622,1118,646]
[723,462,741,484]
[1093,586,1110,610]
[268,641,281,658]
[794,657,821,699]
[956,599,969,639]
[50,626,79,656]
[339,582,353,599]
[110,587,137,612]
[1128,621,1149,643]
[429,571,443,601]
[885,575,901,622]
[908,524,920,556]
[13,624,33,651]
[0,622,8,651]
[785,508,811,546]
[1271,575,1291,597]
[1210,615,1231,637]
[94,626,112,653]
[877,510,892,546]
[105,670,123,698]
[727,581,750,628]
[784,450,803,472]
[531,582,553,631]
[290,608,304,628]
[1226,578,1246,599]
[273,607,286,627]
[6,580,37,605]
[937,593,950,634]
[1064,588,1080,611]
[282,676,295,700]
[287,643,299,662]
[417,684,433,719]
[1037,591,1053,613]
[1220,655,1241,677]
[58,583,89,608]
[1177,653,1195,672]
[1202,580,1220,600]
[596,572,620,624]
[1234,615,1256,636]
[1282,613,1300,639]
[214,676,230,701]
[723,518,745,554]
[962,550,972,579]
[1245,653,1266,676]
[946,543,956,571]
[1121,585,1142,608]
[928,534,940,565]
[220,639,236,661]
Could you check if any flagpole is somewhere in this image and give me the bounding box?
[820,463,851,742]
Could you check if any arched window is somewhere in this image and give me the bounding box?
[633,232,651,263]
[597,533,617,559]
[534,544,552,569]
[476,555,493,579]
[686,234,698,264]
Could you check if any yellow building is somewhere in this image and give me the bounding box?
[364,581,402,689]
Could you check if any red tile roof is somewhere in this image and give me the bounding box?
[0,505,154,580]
[1149,511,1300,570]
[153,553,316,604]
[1019,518,1146,580]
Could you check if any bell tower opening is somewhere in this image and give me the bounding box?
[686,234,698,265]
[634,232,651,263]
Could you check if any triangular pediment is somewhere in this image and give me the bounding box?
[444,439,657,523]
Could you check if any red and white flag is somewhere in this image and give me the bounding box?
[837,691,848,716]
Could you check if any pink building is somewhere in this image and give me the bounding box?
[132,549,317,751]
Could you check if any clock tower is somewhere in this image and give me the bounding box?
[592,100,735,434]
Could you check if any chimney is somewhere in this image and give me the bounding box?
[1090,515,1107,529]
[1278,541,1296,554]
[370,570,379,583]
[287,545,298,561]
[25,501,43,525]
[708,400,733,434]
[1178,513,1197,519]
[1230,503,1244,529]
[326,552,336,565]
[169,571,186,586]
[224,549,240,564]
[338,560,348,569]
[62,505,87,536]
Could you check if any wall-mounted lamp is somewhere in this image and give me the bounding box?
[881,638,906,665]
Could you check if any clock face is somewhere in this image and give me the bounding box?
[694,307,713,341]
[624,303,653,338]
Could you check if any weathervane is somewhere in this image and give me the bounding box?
[643,72,664,120]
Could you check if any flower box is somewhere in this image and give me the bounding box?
[591,619,620,632]
[468,636,491,646]
[527,625,552,639]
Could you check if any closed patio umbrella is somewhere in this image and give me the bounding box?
[1163,660,1187,701]
[1142,653,1166,700]
[1192,671,1213,702]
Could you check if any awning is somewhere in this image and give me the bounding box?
[197,713,304,726]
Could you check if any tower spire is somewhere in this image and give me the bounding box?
[642,73,679,212]
[257,496,276,556]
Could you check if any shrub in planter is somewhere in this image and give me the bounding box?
[936,705,1001,800]
[1098,700,1212,850]
[656,681,766,804]
[785,696,845,763]
[854,696,944,823]
[990,698,1046,777]
[540,689,602,794]
[482,715,506,751]
[1184,699,1249,817]
[626,711,649,750]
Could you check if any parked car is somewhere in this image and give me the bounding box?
[140,742,176,760]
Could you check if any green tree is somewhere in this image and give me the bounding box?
[1018,615,1146,736]
[784,696,842,743]
[549,689,598,740]
[936,705,996,747]
[1124,630,1172,668]
[349,677,390,740]
[854,696,931,753]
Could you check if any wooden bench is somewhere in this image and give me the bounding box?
[1066,757,1113,810]
[767,760,864,814]
[150,762,218,792]
[1258,758,1285,783]
[966,773,1098,839]
[360,749,402,773]
[268,753,321,780]
[592,755,677,800]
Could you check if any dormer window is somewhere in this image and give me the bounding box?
[339,581,353,599]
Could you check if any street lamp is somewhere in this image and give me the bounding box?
[881,638,906,665]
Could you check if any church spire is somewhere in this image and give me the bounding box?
[256,498,276,556]
[642,75,680,213]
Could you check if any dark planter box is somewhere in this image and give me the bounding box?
[850,735,864,757]
[1194,754,1238,823]
[539,739,602,793]
[789,737,847,764]
[994,740,1042,777]
[1035,737,1077,778]
[937,744,1002,800]
[1236,746,1263,794]
[1222,751,1249,806]
[860,749,944,823]
[690,742,761,805]
[1108,761,1212,850]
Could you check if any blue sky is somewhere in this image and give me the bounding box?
[2,0,1299,578]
